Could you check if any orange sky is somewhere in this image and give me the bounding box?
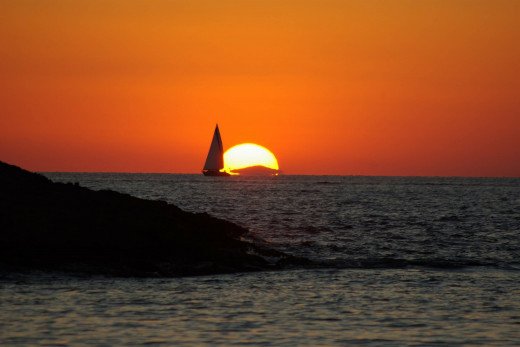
[1,0,519,176]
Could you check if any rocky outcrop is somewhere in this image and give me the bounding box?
[0,161,302,277]
[231,165,279,176]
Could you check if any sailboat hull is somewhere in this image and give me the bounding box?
[202,170,230,177]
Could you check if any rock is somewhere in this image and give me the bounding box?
[0,161,302,277]
[231,165,279,176]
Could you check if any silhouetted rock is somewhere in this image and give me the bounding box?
[0,161,303,277]
[231,165,279,176]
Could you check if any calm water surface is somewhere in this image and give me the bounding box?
[1,174,519,345]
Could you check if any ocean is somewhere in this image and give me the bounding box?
[1,174,519,345]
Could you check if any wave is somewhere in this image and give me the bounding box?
[280,256,520,271]
[314,258,505,270]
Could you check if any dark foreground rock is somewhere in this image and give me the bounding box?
[0,161,306,277]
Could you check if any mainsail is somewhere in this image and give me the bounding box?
[203,125,224,171]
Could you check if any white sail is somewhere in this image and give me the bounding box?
[203,125,224,171]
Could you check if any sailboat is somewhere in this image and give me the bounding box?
[202,124,230,176]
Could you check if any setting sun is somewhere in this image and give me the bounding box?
[224,143,279,173]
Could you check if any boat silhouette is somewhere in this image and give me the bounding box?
[202,124,230,176]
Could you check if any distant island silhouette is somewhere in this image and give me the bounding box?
[231,165,279,176]
[0,161,303,276]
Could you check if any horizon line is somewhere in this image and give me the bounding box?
[39,170,520,179]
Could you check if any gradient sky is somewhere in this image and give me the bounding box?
[1,0,519,176]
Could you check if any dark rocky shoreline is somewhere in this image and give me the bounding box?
[0,161,305,277]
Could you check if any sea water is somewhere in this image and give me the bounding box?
[1,174,519,345]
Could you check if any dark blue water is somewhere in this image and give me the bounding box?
[42,174,520,269]
[1,174,519,345]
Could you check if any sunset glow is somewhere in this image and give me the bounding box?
[224,144,279,173]
[1,1,519,176]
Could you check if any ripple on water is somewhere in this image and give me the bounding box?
[3,269,519,345]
